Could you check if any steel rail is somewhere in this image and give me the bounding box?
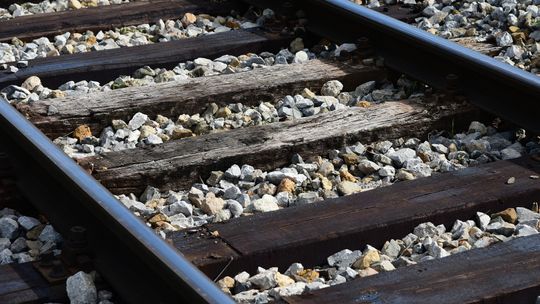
[0,98,233,303]
[246,0,540,132]
[321,0,540,131]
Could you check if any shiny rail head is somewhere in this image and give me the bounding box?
[0,98,233,303]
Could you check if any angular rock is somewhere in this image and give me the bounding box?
[252,195,279,212]
[0,217,19,240]
[66,271,97,304]
[327,249,362,269]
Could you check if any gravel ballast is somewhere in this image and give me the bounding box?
[111,120,539,236]
[225,204,540,303]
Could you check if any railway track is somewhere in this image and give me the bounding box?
[0,0,539,303]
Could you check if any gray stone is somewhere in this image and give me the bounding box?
[224,164,241,180]
[128,201,154,217]
[375,141,393,153]
[270,282,307,298]
[495,31,513,47]
[354,81,376,97]
[234,271,251,284]
[249,271,277,290]
[163,201,193,217]
[329,274,347,285]
[285,263,304,276]
[428,243,450,258]
[381,239,401,258]
[233,290,262,303]
[66,271,97,304]
[213,209,232,222]
[12,252,32,263]
[476,212,491,230]
[402,233,418,247]
[501,147,521,160]
[413,222,439,238]
[318,161,335,176]
[357,160,380,174]
[515,224,538,237]
[140,185,161,202]
[0,238,10,251]
[145,134,163,145]
[378,165,395,177]
[320,80,343,97]
[10,237,27,253]
[275,191,292,207]
[38,225,61,243]
[0,248,13,265]
[392,256,416,267]
[296,192,321,205]
[327,249,362,269]
[266,171,286,184]
[388,148,416,166]
[128,112,148,130]
[227,200,244,217]
[0,217,19,240]
[223,185,241,199]
[486,218,515,237]
[237,194,251,207]
[372,260,396,272]
[516,207,540,222]
[17,215,40,231]
[473,236,497,248]
[305,281,328,291]
[431,144,448,154]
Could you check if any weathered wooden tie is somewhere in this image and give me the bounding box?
[83,100,480,195]
[0,29,291,88]
[285,233,540,304]
[19,59,386,139]
[0,262,66,303]
[170,155,540,279]
[0,0,242,42]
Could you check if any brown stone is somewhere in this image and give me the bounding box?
[340,168,357,182]
[21,76,41,91]
[352,248,380,269]
[86,36,97,46]
[225,19,240,29]
[217,276,235,289]
[294,269,319,283]
[171,128,193,140]
[50,90,66,98]
[148,213,169,225]
[73,125,92,141]
[342,153,359,165]
[26,224,45,240]
[145,198,165,209]
[301,88,316,99]
[181,13,197,26]
[492,208,518,224]
[321,177,333,190]
[357,267,378,277]
[356,101,371,108]
[68,0,82,9]
[215,107,232,118]
[201,192,226,215]
[277,178,296,193]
